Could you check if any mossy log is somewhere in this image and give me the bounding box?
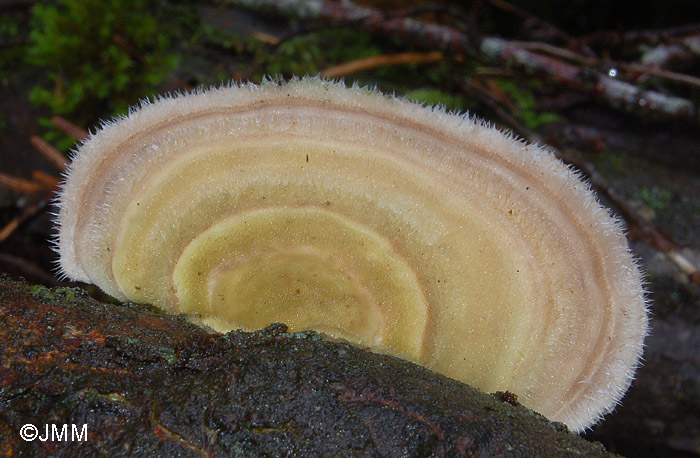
[0,276,616,457]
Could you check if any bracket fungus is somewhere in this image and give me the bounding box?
[56,78,647,432]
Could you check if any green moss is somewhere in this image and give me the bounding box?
[636,185,672,216]
[26,0,190,122]
[29,285,82,303]
[28,284,51,298]
[492,79,564,129]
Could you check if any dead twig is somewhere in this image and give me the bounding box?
[0,172,50,192]
[487,0,596,57]
[0,191,54,243]
[31,170,61,187]
[620,61,700,88]
[581,23,700,48]
[222,0,700,125]
[0,118,86,243]
[511,40,700,89]
[320,51,444,78]
[639,33,700,69]
[51,115,89,140]
[29,135,69,171]
[250,31,281,46]
[479,37,697,123]
[221,0,474,53]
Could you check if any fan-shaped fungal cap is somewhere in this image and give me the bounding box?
[57,78,647,432]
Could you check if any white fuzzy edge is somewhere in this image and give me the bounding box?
[54,76,649,432]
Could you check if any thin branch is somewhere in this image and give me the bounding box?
[250,31,281,45]
[581,23,700,48]
[51,115,89,140]
[219,0,475,53]
[512,41,700,89]
[221,0,700,125]
[623,24,700,43]
[0,191,53,243]
[640,34,700,67]
[31,170,61,187]
[0,172,49,192]
[30,135,69,171]
[479,37,697,123]
[320,51,444,78]
[618,61,700,88]
[487,0,595,57]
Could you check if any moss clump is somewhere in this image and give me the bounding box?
[26,0,189,122]
[28,284,81,302]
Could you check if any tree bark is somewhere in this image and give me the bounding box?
[0,276,616,457]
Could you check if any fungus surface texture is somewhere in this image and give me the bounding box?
[57,78,648,431]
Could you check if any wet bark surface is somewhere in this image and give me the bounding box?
[0,276,616,457]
